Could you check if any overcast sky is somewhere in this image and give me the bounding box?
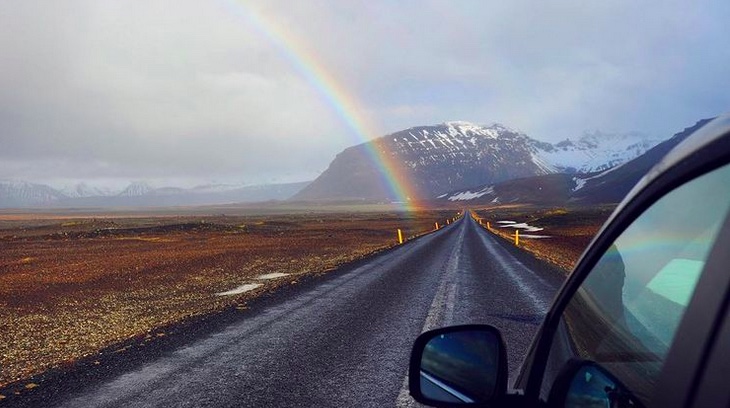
[1,0,728,188]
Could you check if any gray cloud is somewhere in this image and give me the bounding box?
[1,0,728,187]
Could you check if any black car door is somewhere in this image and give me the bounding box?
[515,133,730,407]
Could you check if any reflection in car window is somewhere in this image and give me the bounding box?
[543,163,730,405]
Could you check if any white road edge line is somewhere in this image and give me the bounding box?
[475,224,550,313]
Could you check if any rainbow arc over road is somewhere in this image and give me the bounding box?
[222,1,417,207]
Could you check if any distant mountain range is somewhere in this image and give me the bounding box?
[440,119,713,205]
[539,130,662,173]
[2,119,708,209]
[293,121,663,202]
[0,181,68,208]
[0,181,310,208]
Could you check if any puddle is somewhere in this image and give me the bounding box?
[216,283,263,296]
[256,273,290,280]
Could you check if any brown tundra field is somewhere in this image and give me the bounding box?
[0,204,612,397]
[472,205,616,272]
[0,207,459,391]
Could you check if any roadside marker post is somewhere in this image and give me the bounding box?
[446,219,450,225]
[397,229,404,244]
[487,222,490,230]
[515,229,519,246]
[435,222,439,230]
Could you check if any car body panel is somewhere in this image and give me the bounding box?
[515,113,730,406]
[654,212,730,407]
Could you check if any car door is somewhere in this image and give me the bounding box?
[515,140,730,406]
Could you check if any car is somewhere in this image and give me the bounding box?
[408,113,730,407]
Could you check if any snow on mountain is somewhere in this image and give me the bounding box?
[293,121,661,201]
[441,174,578,205]
[389,121,557,175]
[60,182,117,198]
[0,121,668,207]
[0,180,68,207]
[0,179,311,208]
[293,121,558,201]
[444,187,494,203]
[536,130,662,173]
[117,182,153,197]
[446,186,496,201]
[439,118,712,205]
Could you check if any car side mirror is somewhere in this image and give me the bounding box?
[548,360,639,408]
[409,325,508,407]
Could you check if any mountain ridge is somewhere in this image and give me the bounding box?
[439,118,714,205]
[0,181,310,208]
[293,121,661,202]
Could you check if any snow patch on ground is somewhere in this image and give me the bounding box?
[256,273,289,280]
[572,177,587,192]
[448,191,485,201]
[216,283,263,296]
[447,186,494,201]
[572,161,626,192]
[498,221,544,232]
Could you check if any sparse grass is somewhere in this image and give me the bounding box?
[0,209,458,388]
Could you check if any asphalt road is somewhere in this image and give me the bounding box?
[19,214,564,408]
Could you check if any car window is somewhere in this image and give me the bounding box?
[541,163,730,405]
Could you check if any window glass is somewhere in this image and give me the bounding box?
[542,163,730,405]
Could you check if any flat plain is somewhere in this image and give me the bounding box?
[0,208,457,389]
[473,205,615,272]
[0,204,610,396]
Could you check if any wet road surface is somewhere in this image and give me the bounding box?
[15,215,564,407]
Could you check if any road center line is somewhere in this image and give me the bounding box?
[395,221,466,407]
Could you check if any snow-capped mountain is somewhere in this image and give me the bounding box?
[0,180,311,208]
[568,119,712,203]
[117,182,153,197]
[439,118,712,205]
[0,180,68,207]
[60,182,117,198]
[293,121,659,201]
[537,130,662,173]
[293,122,556,201]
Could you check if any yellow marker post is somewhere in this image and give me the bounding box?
[435,222,439,230]
[515,229,520,246]
[397,229,404,244]
[487,222,490,230]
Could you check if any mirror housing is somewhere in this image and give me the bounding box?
[409,325,508,407]
[548,359,639,408]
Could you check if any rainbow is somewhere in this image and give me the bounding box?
[221,1,417,207]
